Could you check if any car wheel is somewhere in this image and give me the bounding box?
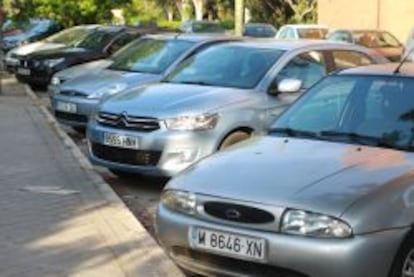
[389,233,414,277]
[109,169,135,178]
[72,126,85,133]
[219,131,251,150]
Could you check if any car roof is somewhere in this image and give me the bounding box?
[281,24,328,29]
[337,63,414,77]
[332,29,393,34]
[143,33,237,42]
[217,39,374,51]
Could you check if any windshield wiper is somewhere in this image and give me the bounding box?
[268,127,320,139]
[172,80,214,86]
[319,130,409,151]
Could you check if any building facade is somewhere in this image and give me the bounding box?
[318,0,414,43]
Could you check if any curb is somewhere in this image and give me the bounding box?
[24,85,182,276]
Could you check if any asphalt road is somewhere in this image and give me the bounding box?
[35,90,168,237]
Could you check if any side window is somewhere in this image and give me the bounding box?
[107,33,139,55]
[275,51,327,90]
[328,32,351,43]
[277,28,288,39]
[332,51,373,70]
[286,28,296,39]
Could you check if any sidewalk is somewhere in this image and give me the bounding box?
[0,78,182,277]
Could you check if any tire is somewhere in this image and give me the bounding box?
[72,126,85,133]
[389,233,414,277]
[219,131,251,150]
[109,169,135,178]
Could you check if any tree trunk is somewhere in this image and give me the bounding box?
[192,0,204,20]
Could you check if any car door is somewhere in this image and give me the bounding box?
[261,50,330,127]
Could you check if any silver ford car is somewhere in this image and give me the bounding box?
[156,63,414,277]
[51,34,235,129]
[87,40,386,177]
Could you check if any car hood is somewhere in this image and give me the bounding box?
[60,69,159,95]
[10,41,66,56]
[168,136,413,217]
[99,83,252,118]
[55,59,113,81]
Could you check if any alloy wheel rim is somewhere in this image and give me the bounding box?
[402,249,414,277]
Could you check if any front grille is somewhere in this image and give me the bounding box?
[204,202,275,224]
[59,90,88,97]
[91,143,161,166]
[172,247,309,277]
[96,112,160,132]
[55,111,88,123]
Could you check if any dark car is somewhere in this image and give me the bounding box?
[1,19,61,53]
[12,24,150,88]
[180,20,226,34]
[327,29,404,61]
[243,23,277,38]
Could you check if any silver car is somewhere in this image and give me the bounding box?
[51,34,236,129]
[87,40,386,177]
[156,63,414,277]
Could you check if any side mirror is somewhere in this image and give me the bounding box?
[276,79,302,94]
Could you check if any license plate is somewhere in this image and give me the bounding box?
[56,101,77,113]
[17,67,30,75]
[103,133,139,149]
[190,227,266,261]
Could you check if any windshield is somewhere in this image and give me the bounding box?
[74,30,119,50]
[109,38,194,74]
[272,75,414,151]
[45,26,91,45]
[297,28,328,39]
[244,25,277,37]
[166,45,284,89]
[354,31,401,48]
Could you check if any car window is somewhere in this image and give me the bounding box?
[275,51,327,89]
[166,45,284,89]
[74,30,119,51]
[109,38,195,74]
[297,28,327,39]
[285,28,296,39]
[328,31,352,43]
[45,26,91,45]
[274,75,414,151]
[354,31,401,48]
[107,33,140,54]
[332,51,373,70]
[244,25,277,38]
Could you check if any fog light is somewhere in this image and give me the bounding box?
[164,149,198,168]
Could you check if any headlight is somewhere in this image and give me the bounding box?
[87,83,128,99]
[51,76,60,86]
[43,58,65,68]
[161,190,197,215]
[281,209,352,238]
[164,113,219,131]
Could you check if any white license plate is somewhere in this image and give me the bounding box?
[190,227,266,261]
[56,101,77,113]
[17,67,31,75]
[103,133,139,149]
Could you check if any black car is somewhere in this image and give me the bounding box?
[13,24,150,88]
[1,19,61,53]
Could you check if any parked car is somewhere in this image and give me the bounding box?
[243,23,277,38]
[1,19,26,36]
[1,19,61,53]
[327,29,404,61]
[156,62,414,277]
[87,40,386,177]
[51,34,237,130]
[7,24,145,88]
[275,24,328,40]
[180,20,225,34]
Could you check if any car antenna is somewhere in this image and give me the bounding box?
[394,48,414,74]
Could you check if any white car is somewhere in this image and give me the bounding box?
[276,24,328,40]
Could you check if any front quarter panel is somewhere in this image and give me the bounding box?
[342,166,414,234]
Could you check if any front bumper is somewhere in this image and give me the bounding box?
[156,205,409,277]
[87,120,220,177]
[51,94,99,127]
